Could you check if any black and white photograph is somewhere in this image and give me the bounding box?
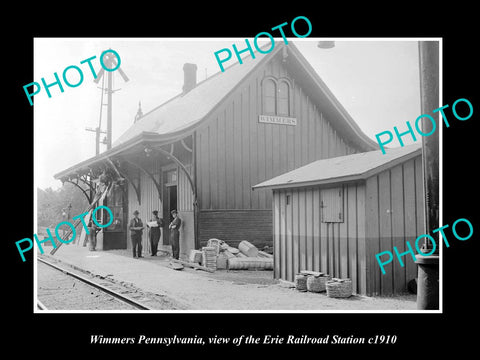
[33,38,439,312]
[7,9,478,356]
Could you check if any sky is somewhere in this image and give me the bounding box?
[34,38,421,190]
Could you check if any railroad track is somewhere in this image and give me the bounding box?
[37,257,153,310]
[37,299,48,310]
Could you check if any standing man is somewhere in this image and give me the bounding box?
[129,210,144,258]
[169,210,181,260]
[87,216,100,251]
[148,210,163,256]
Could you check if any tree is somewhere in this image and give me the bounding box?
[37,183,89,227]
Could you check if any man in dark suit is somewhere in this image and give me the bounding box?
[87,217,100,251]
[169,210,181,260]
[148,210,163,256]
[129,210,144,258]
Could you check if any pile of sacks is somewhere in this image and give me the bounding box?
[189,239,273,271]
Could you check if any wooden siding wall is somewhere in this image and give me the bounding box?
[273,184,366,294]
[126,160,163,252]
[199,210,272,248]
[365,156,424,296]
[177,164,194,212]
[177,164,195,257]
[272,156,424,296]
[196,56,358,213]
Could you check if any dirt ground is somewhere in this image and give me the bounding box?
[63,248,417,311]
[37,260,137,310]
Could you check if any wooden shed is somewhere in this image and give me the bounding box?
[54,41,379,259]
[253,144,424,296]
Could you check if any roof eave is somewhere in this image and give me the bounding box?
[54,131,162,180]
[286,43,379,152]
[253,174,365,191]
[252,147,422,190]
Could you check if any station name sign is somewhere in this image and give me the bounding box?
[259,115,297,126]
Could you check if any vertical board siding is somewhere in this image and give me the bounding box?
[403,159,418,283]
[233,99,243,209]
[363,157,424,296]
[258,162,422,296]
[312,188,321,272]
[273,192,281,278]
[414,157,425,240]
[209,121,218,209]
[249,83,259,209]
[306,188,314,271]
[347,184,358,293]
[225,104,235,209]
[378,171,393,295]
[280,192,287,280]
[285,189,293,281]
[299,190,307,272]
[356,184,367,295]
[126,160,163,253]
[242,88,252,209]
[178,164,194,212]
[365,176,381,296]
[274,184,366,293]
[291,189,299,281]
[339,186,349,279]
[196,56,357,212]
[391,164,407,294]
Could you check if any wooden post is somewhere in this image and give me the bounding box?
[106,68,113,150]
[416,40,439,310]
[418,41,439,248]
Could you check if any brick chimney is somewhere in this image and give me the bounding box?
[182,63,197,93]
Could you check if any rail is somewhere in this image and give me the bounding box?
[37,257,152,310]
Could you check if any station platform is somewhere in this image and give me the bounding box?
[38,243,417,311]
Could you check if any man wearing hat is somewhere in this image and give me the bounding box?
[129,210,144,258]
[168,210,181,260]
[148,210,164,256]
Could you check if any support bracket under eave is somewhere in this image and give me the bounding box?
[152,145,197,207]
[121,157,162,202]
[62,179,92,203]
[78,173,95,197]
[180,138,193,152]
[105,158,123,180]
[106,157,141,205]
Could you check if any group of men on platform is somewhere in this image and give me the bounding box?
[128,209,181,259]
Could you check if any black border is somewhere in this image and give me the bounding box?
[8,7,479,355]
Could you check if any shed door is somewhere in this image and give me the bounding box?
[321,187,344,223]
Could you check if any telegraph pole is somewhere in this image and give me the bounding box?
[85,127,107,156]
[416,41,440,310]
[107,69,113,150]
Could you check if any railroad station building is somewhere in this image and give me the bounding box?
[55,42,389,261]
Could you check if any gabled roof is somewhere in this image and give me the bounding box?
[114,41,378,150]
[56,41,378,180]
[252,143,422,190]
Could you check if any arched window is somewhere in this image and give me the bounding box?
[277,80,290,116]
[263,78,276,115]
[262,76,292,116]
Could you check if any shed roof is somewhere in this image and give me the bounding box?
[253,143,422,190]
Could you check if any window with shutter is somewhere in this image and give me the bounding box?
[321,187,344,223]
